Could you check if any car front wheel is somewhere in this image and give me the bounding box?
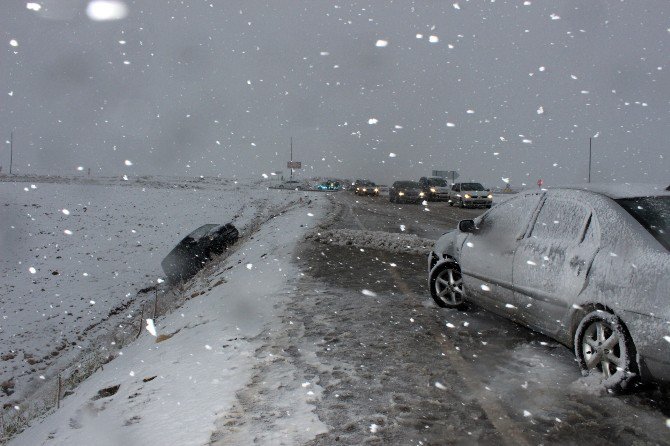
[574,310,637,392]
[429,262,465,309]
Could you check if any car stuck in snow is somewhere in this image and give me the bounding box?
[428,184,670,391]
[162,223,239,283]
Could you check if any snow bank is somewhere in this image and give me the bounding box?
[9,186,328,446]
[306,228,434,254]
[0,176,307,423]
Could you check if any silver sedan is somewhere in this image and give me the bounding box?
[427,184,670,392]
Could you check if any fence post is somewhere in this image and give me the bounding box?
[57,374,62,409]
[153,289,158,319]
[136,306,144,339]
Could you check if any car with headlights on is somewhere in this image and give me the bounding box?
[419,177,450,201]
[316,180,342,191]
[448,182,493,208]
[354,180,379,196]
[389,181,425,203]
[427,184,670,392]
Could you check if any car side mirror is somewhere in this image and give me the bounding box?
[458,219,476,233]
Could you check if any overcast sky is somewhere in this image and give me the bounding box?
[1,0,668,187]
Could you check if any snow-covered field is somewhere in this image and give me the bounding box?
[0,176,314,420]
[5,178,327,445]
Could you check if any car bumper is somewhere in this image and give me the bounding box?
[623,311,670,384]
[462,199,492,207]
[397,195,421,202]
[428,193,450,201]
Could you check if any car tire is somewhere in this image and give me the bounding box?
[458,199,464,208]
[429,262,466,309]
[574,310,638,393]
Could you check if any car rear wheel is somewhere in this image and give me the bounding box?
[574,310,637,392]
[430,263,465,309]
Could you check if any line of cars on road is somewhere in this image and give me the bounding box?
[361,176,494,208]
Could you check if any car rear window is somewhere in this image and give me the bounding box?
[616,196,670,251]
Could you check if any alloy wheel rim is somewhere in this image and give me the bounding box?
[582,320,623,378]
[435,268,464,305]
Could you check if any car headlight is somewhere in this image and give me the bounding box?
[487,194,493,199]
[464,194,471,199]
[374,188,379,192]
[398,191,405,196]
[430,188,436,193]
[419,192,425,197]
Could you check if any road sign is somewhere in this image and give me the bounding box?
[537,179,544,188]
[287,161,302,169]
[432,170,459,179]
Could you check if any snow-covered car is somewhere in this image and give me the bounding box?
[448,182,493,208]
[419,177,450,201]
[161,223,239,283]
[272,180,311,190]
[427,184,670,391]
[354,180,379,196]
[389,181,425,203]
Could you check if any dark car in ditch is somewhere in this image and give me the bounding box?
[162,223,239,283]
[427,184,670,392]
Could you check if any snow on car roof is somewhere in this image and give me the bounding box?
[546,183,670,199]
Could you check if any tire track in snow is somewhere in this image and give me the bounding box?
[389,268,531,446]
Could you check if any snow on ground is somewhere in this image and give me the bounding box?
[306,228,435,254]
[0,176,305,408]
[7,178,328,445]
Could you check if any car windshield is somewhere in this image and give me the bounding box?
[396,181,419,188]
[616,196,670,250]
[427,178,448,186]
[460,183,486,191]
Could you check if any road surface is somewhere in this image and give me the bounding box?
[213,191,670,445]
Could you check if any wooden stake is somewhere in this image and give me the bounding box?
[57,374,62,409]
[136,306,144,339]
[153,289,158,319]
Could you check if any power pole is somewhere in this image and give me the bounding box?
[588,137,592,183]
[290,137,293,181]
[9,131,13,175]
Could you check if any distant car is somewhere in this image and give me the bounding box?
[419,177,450,201]
[389,181,425,203]
[162,223,239,283]
[274,180,308,190]
[354,180,379,196]
[448,182,493,208]
[428,184,670,391]
[316,181,341,191]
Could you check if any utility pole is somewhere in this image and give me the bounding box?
[290,137,293,181]
[588,137,592,183]
[9,131,13,175]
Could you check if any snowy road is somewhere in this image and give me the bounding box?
[7,186,669,445]
[224,191,670,445]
